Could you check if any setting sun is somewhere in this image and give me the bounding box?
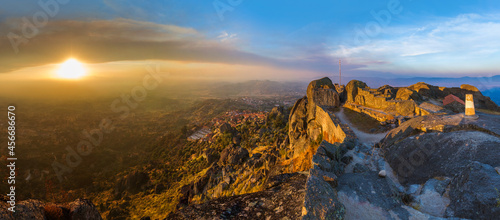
[56,58,86,79]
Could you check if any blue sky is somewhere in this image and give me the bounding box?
[1,0,500,81]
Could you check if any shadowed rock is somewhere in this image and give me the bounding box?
[0,198,102,220]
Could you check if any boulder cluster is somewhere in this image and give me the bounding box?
[0,198,102,220]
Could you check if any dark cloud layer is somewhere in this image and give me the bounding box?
[0,18,338,75]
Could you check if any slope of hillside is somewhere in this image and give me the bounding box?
[3,77,500,219]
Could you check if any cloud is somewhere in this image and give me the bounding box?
[332,13,500,76]
[0,17,345,77]
[0,18,280,73]
[217,31,238,42]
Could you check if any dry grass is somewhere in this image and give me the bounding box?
[342,108,388,133]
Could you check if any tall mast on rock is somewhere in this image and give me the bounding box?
[339,59,341,85]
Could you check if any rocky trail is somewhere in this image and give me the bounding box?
[335,107,388,146]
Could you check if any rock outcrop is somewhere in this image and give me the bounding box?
[302,141,349,219]
[289,77,355,161]
[167,173,308,220]
[0,198,102,220]
[346,80,368,103]
[344,80,500,124]
[170,77,500,220]
[306,77,340,108]
[448,161,500,219]
[396,87,421,101]
[380,113,500,219]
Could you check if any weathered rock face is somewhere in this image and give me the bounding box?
[337,172,413,220]
[448,161,500,219]
[302,141,350,220]
[380,113,500,149]
[303,175,344,220]
[379,113,500,219]
[289,78,356,160]
[408,82,500,111]
[396,87,421,101]
[355,88,393,109]
[346,80,368,103]
[288,102,354,159]
[408,82,442,99]
[384,130,500,185]
[377,85,397,99]
[0,198,102,220]
[167,173,308,220]
[306,77,340,108]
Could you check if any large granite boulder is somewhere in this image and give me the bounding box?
[384,130,500,185]
[306,77,340,108]
[396,88,421,101]
[380,113,500,218]
[288,97,312,157]
[395,100,417,116]
[346,80,368,103]
[302,175,345,220]
[377,85,397,99]
[0,198,102,220]
[408,82,442,99]
[448,161,500,219]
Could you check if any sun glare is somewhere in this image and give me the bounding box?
[57,58,86,79]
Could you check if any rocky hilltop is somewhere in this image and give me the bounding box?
[4,77,500,219]
[168,77,500,220]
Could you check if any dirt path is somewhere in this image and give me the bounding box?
[335,108,388,145]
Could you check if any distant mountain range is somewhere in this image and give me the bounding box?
[209,80,307,97]
[483,87,500,105]
[338,75,500,89]
[342,75,500,105]
[206,75,500,105]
